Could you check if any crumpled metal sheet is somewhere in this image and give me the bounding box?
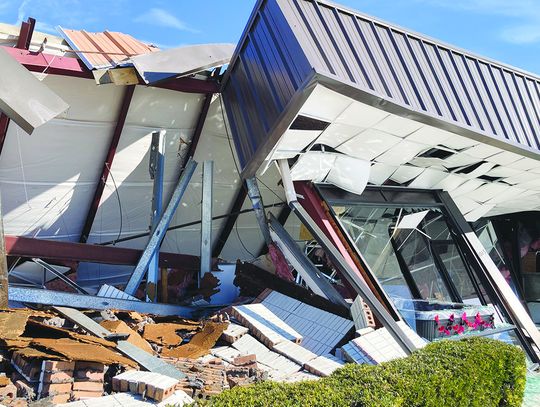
[0,48,69,134]
[131,43,235,84]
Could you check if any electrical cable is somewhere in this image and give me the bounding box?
[106,163,123,245]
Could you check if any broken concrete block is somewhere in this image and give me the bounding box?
[304,355,345,377]
[272,340,318,366]
[231,304,302,347]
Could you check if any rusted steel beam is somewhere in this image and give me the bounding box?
[184,93,213,161]
[79,85,135,243]
[5,235,199,270]
[1,47,220,94]
[16,17,36,50]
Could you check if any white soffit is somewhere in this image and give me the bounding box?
[263,84,540,218]
[274,129,322,156]
[317,122,363,148]
[336,129,401,161]
[326,155,370,195]
[290,152,335,182]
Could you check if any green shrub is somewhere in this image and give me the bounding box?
[195,337,526,407]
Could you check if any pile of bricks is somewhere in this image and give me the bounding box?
[112,370,178,402]
[72,362,105,400]
[38,360,75,404]
[10,355,105,403]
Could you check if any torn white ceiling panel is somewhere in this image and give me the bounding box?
[368,163,397,185]
[389,165,424,184]
[290,152,335,182]
[325,155,370,194]
[372,115,423,137]
[336,129,401,161]
[299,86,350,122]
[375,139,428,165]
[451,179,486,197]
[408,168,448,189]
[461,183,510,203]
[131,43,235,84]
[405,127,452,145]
[461,143,501,159]
[334,101,389,128]
[484,151,523,166]
[465,203,496,222]
[0,47,69,134]
[432,174,466,192]
[317,122,363,148]
[274,129,322,156]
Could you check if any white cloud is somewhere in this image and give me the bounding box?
[134,8,198,33]
[416,0,540,44]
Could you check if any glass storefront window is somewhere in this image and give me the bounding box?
[332,204,481,306]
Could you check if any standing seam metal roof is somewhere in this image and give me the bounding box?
[278,0,540,150]
[59,28,158,70]
[222,0,540,175]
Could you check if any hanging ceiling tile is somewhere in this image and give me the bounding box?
[337,129,401,161]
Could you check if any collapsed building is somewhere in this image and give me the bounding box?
[1,0,540,405]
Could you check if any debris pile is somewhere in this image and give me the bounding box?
[0,262,430,406]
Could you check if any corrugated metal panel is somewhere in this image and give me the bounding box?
[223,0,540,175]
[59,28,158,70]
[279,0,540,151]
[221,0,313,170]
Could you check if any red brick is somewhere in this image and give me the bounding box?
[73,362,104,372]
[72,381,103,392]
[7,398,28,407]
[41,361,75,372]
[74,370,104,382]
[40,382,72,396]
[41,370,73,384]
[72,390,103,400]
[232,354,257,367]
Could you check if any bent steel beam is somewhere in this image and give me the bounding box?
[268,212,348,308]
[5,235,200,269]
[147,130,166,302]
[124,159,198,296]
[8,286,196,317]
[277,160,416,354]
[200,161,213,285]
[80,85,135,243]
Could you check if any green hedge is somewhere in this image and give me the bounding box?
[196,337,526,407]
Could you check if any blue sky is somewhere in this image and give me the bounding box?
[1,0,540,75]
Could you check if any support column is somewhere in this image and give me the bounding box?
[124,159,198,296]
[245,178,272,247]
[146,130,165,302]
[200,161,213,286]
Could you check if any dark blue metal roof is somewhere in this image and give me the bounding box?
[222,0,540,177]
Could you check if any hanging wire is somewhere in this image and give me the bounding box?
[105,163,123,245]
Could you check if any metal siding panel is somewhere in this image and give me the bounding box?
[223,0,540,174]
[345,14,392,96]
[452,54,492,133]
[498,69,530,146]
[507,72,538,148]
